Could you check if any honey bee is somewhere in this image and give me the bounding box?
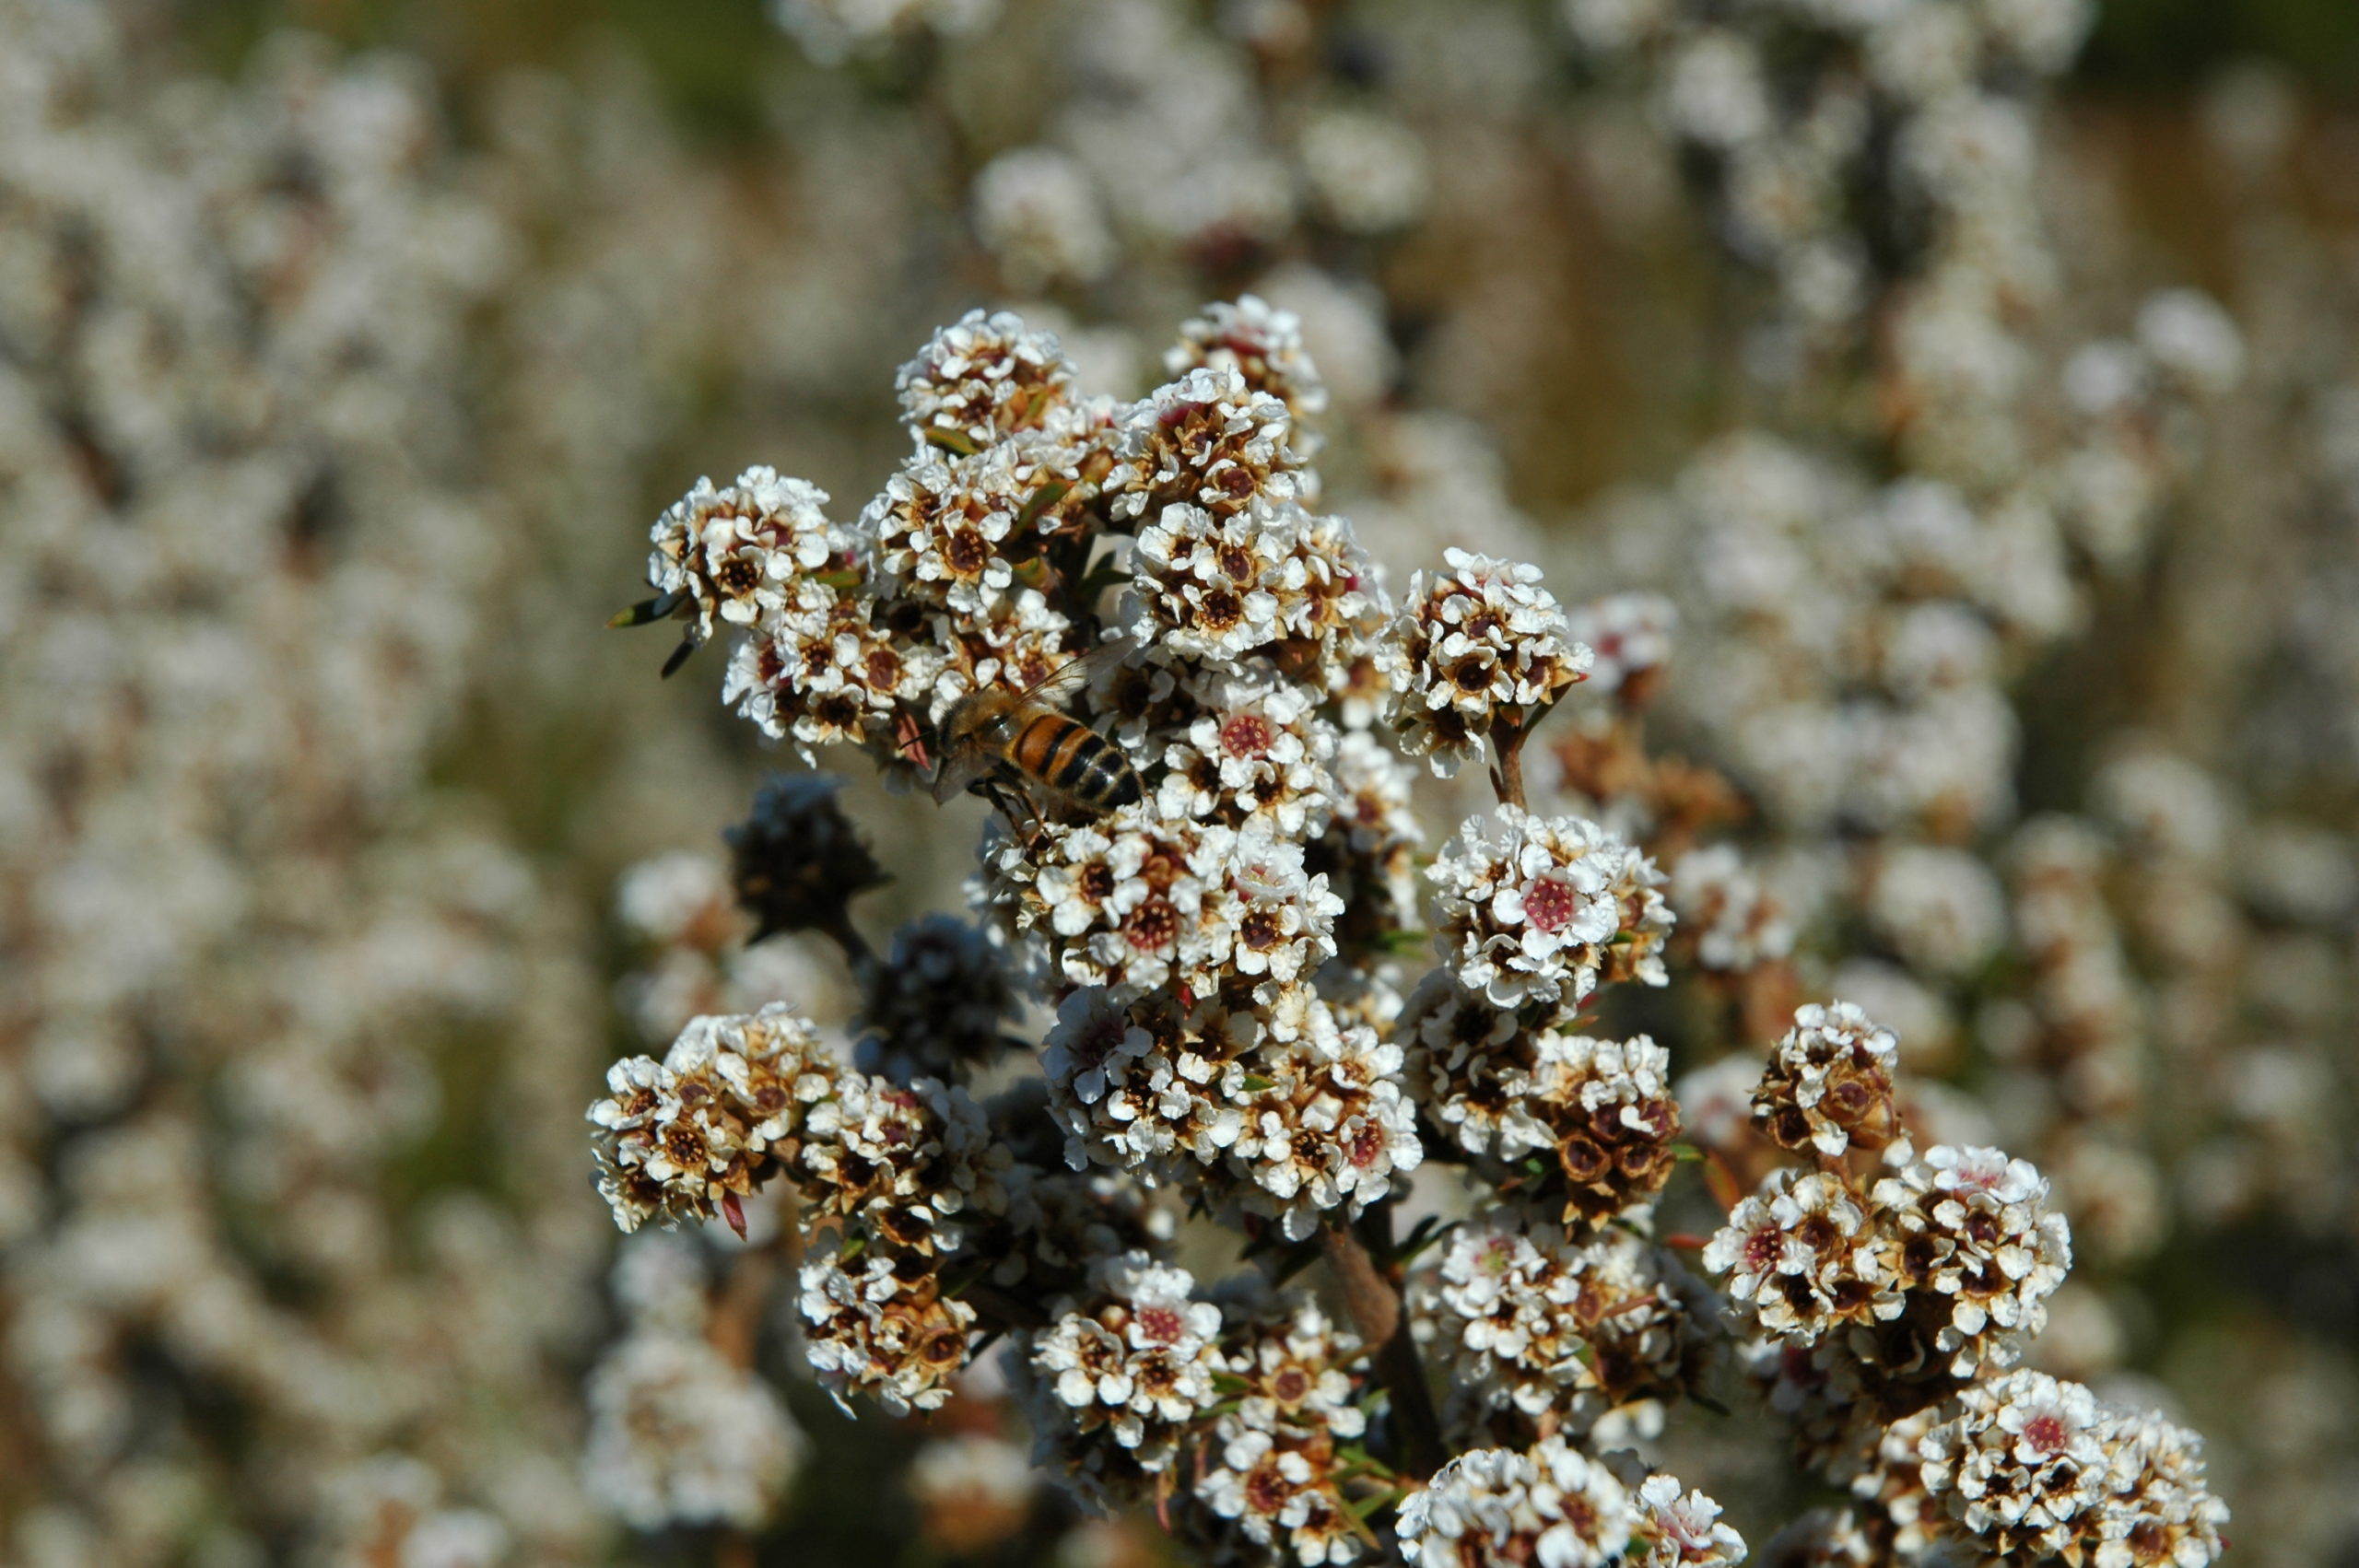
[932,638,1143,815]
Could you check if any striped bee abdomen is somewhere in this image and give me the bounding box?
[1013,712,1140,812]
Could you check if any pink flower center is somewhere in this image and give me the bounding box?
[1219,713,1276,759]
[1950,1157,2010,1194]
[1657,1503,1708,1547]
[1135,1305,1186,1344]
[1521,876,1582,935]
[2023,1413,2070,1455]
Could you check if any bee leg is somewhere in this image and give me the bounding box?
[1015,785,1051,847]
[977,777,1043,848]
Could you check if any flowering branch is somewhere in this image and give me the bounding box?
[585,300,2230,1568]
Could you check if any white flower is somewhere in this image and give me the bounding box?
[1872,1146,2071,1375]
[1431,807,1646,1010]
[1702,1169,1895,1343]
[645,466,845,645]
[1220,827,1344,985]
[799,1255,976,1415]
[1637,1474,1746,1566]
[1565,592,1678,697]
[1753,1000,1903,1158]
[862,451,1024,614]
[1669,846,1794,973]
[1229,1000,1422,1241]
[1419,1216,1689,1433]
[1027,1252,1225,1463]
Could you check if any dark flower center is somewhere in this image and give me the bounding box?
[1125,898,1180,952]
[945,530,992,574]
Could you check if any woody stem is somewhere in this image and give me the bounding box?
[1321,1211,1445,1480]
[1495,713,1529,812]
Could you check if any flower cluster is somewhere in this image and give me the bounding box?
[585,1237,807,1528]
[1427,805,1671,1011]
[587,304,1715,1558]
[589,1007,841,1234]
[1386,550,1590,776]
[1752,1001,1905,1160]
[1168,296,1330,424]
[800,1255,979,1417]
[1398,1438,1742,1568]
[584,301,2236,1568]
[20,0,2308,1557]
[1194,1297,1373,1566]
[641,466,851,652]
[1026,1253,1228,1485]
[1038,983,1421,1243]
[1696,1001,2224,1564]
[1917,1371,2228,1568]
[1417,1216,1698,1445]
[1402,987,1684,1233]
[995,809,1346,1000]
[1708,1135,2072,1414]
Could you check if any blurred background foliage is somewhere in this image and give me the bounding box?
[169,0,2359,112]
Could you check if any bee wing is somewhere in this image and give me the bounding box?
[1019,635,1140,709]
[930,745,999,804]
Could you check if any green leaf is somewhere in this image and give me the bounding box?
[607,591,682,628]
[1015,480,1072,532]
